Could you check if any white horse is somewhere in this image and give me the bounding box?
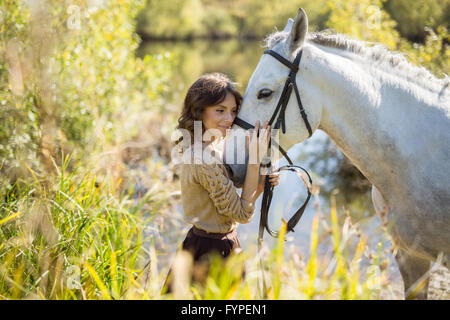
[224,9,450,299]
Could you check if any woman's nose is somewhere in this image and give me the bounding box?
[225,112,234,122]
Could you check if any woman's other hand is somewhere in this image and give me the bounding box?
[257,172,280,194]
[268,172,280,186]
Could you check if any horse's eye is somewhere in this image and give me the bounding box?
[257,88,273,99]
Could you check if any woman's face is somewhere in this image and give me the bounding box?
[202,92,238,138]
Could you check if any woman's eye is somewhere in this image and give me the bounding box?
[257,88,273,99]
[216,109,224,113]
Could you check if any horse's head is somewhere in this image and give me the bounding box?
[224,8,322,186]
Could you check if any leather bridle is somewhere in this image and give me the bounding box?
[234,49,312,139]
[232,48,313,244]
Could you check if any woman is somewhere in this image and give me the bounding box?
[164,73,279,293]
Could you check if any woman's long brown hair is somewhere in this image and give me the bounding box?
[174,73,242,148]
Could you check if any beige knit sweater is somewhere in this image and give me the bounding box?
[179,144,255,233]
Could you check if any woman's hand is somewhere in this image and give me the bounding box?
[257,172,280,194]
[241,120,272,205]
[246,121,271,166]
[268,172,280,186]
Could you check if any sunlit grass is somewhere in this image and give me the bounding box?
[161,196,393,300]
[0,153,165,299]
[1,152,394,300]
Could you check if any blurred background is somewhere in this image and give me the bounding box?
[0,0,448,299]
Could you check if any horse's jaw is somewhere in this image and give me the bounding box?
[223,126,249,187]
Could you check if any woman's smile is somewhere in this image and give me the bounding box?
[202,92,237,137]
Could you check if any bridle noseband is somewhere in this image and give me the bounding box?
[233,48,313,240]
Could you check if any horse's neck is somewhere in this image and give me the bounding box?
[302,44,447,200]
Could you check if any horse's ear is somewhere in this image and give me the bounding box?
[286,8,308,54]
[283,18,294,33]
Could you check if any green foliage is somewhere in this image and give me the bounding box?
[326,0,399,50]
[0,156,174,299]
[0,0,176,299]
[137,0,332,39]
[325,0,449,76]
[136,0,449,79]
[400,26,449,78]
[384,0,450,43]
[201,5,238,37]
[52,0,173,148]
[137,0,204,39]
[0,1,39,184]
[0,0,174,186]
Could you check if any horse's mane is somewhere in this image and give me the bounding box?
[264,30,449,96]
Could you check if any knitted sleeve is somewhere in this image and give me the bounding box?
[193,163,255,224]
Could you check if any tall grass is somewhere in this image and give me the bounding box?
[160,195,394,300]
[0,0,177,299]
[0,152,173,299]
[1,155,395,299]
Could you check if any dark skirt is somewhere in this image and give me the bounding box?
[182,226,241,261]
[162,226,242,294]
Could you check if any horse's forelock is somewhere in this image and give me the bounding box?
[263,31,289,49]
